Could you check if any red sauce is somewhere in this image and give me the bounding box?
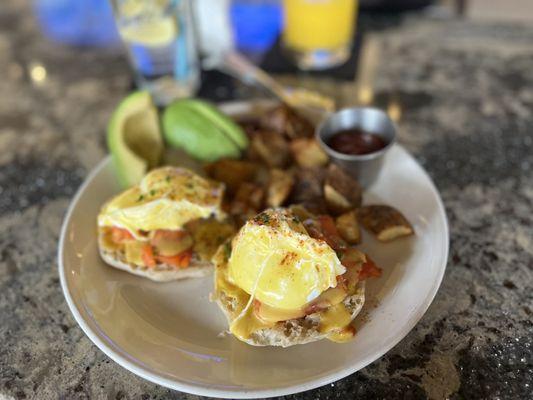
[327,129,387,155]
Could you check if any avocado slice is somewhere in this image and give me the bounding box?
[179,99,249,150]
[163,101,241,162]
[107,91,163,188]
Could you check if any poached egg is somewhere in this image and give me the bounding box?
[98,167,225,238]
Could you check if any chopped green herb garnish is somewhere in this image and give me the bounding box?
[165,176,171,182]
[253,212,271,225]
[137,194,144,202]
[150,189,156,196]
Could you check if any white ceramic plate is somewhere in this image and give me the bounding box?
[59,101,448,399]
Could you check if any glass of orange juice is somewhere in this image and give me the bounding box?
[283,0,357,70]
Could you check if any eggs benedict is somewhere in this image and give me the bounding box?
[97,166,234,281]
[213,208,381,346]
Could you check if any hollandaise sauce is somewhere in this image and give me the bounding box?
[98,167,231,270]
[98,167,225,237]
[216,257,357,342]
[214,209,361,343]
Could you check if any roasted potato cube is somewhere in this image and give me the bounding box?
[259,105,288,134]
[358,205,414,242]
[253,164,271,187]
[267,169,294,207]
[230,183,264,215]
[290,138,329,168]
[237,118,261,137]
[336,211,361,244]
[324,164,362,215]
[324,185,351,215]
[250,131,291,168]
[260,105,314,138]
[288,167,328,214]
[205,159,258,194]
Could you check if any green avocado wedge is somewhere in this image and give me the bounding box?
[107,91,163,188]
[163,101,241,162]
[179,99,249,150]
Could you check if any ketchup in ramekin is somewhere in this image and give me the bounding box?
[316,107,396,187]
[327,128,387,156]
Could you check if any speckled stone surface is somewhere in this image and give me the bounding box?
[1,1,532,399]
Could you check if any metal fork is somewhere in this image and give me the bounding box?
[214,52,335,114]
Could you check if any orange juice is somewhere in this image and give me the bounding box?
[283,0,357,54]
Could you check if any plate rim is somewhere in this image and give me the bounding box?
[58,114,449,399]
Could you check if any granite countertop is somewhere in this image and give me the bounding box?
[1,1,532,399]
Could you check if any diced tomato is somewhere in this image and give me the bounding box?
[358,257,382,280]
[111,227,134,243]
[156,249,193,269]
[178,250,193,267]
[317,215,346,251]
[141,245,156,268]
